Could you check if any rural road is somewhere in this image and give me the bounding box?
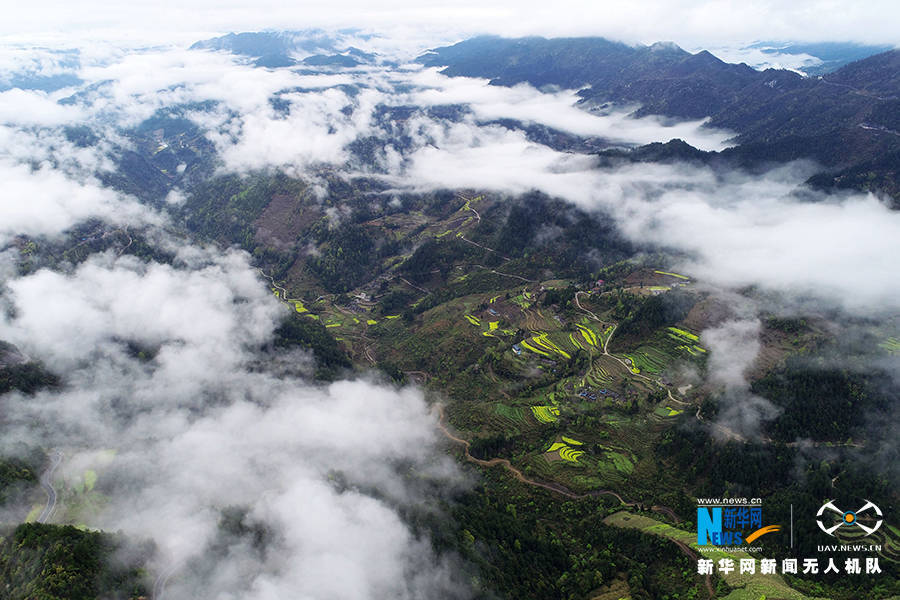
[153,561,180,600]
[36,450,62,524]
[34,449,182,600]
[574,291,603,322]
[573,304,701,419]
[258,269,288,300]
[434,404,675,513]
[671,537,716,599]
[435,405,712,597]
[469,263,534,282]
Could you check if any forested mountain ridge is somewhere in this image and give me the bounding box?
[0,27,898,600]
[0,523,149,600]
[421,38,900,203]
[189,30,378,68]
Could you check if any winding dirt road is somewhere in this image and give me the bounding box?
[435,404,676,513]
[153,561,179,600]
[469,263,535,282]
[434,404,716,593]
[399,276,429,294]
[671,538,716,599]
[572,301,705,427]
[440,401,713,598]
[574,291,603,323]
[36,450,62,524]
[258,269,289,300]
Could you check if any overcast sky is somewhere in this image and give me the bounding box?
[2,0,898,49]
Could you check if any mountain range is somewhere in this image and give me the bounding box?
[1,28,898,600]
[420,36,900,204]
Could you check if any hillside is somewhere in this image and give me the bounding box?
[0,27,898,600]
[421,38,900,203]
[0,523,149,600]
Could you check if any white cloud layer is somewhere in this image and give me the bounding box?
[0,22,896,597]
[702,318,781,439]
[0,250,467,598]
[390,128,900,314]
[1,1,899,48]
[0,88,85,126]
[5,43,725,179]
[407,69,733,150]
[0,160,159,245]
[700,45,823,73]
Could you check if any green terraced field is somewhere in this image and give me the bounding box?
[575,323,599,347]
[546,441,585,463]
[531,405,560,423]
[529,332,571,359]
[495,404,527,425]
[654,270,690,280]
[605,451,634,474]
[629,346,672,375]
[583,361,613,386]
[667,326,699,342]
[834,522,900,564]
[880,337,900,354]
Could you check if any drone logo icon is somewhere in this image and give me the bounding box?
[816,500,883,536]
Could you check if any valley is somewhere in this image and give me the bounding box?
[0,25,897,600]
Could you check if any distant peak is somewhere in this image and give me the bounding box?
[649,41,684,53]
[691,49,725,64]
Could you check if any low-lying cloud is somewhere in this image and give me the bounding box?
[0,248,469,598]
[393,130,900,314]
[702,318,781,440]
[0,159,159,245]
[407,68,734,150]
[2,40,739,179]
[0,32,898,593]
